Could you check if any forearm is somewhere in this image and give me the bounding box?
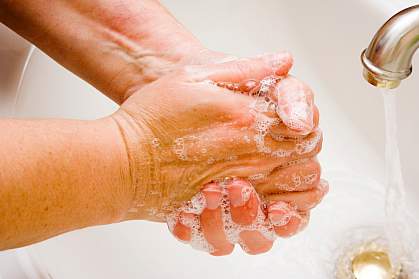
[0,0,203,103]
[0,117,133,250]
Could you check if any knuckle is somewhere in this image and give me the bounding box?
[176,66,190,78]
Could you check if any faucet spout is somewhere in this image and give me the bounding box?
[361,5,419,89]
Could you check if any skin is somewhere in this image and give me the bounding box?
[169,179,327,255]
[116,53,323,220]
[0,0,327,254]
[0,118,131,249]
[0,0,204,104]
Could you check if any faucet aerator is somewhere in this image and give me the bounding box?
[361,5,419,89]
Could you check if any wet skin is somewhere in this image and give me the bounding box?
[0,0,327,254]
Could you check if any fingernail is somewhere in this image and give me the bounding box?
[318,179,329,194]
[281,213,302,237]
[275,79,314,134]
[182,192,206,214]
[271,53,289,71]
[258,52,293,74]
[276,100,314,133]
[296,214,308,233]
[268,201,292,226]
[166,212,179,233]
[179,212,196,228]
[228,180,253,207]
[202,183,222,210]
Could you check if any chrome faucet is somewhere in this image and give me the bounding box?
[361,5,419,89]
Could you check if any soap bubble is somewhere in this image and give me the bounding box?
[151,138,160,148]
[172,137,188,161]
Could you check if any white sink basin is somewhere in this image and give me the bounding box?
[1,0,418,278]
[0,25,33,116]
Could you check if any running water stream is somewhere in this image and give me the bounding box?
[382,90,419,277]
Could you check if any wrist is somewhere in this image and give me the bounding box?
[1,0,205,104]
[77,1,206,103]
[0,117,140,247]
[87,117,136,224]
[109,110,159,221]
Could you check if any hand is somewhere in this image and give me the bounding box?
[111,52,318,221]
[166,74,328,256]
[167,178,328,256]
[0,1,327,251]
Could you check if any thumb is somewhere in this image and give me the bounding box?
[189,51,293,83]
[274,76,315,135]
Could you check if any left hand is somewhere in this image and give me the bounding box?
[167,177,328,256]
[165,70,328,256]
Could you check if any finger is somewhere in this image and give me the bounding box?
[181,107,321,166]
[275,212,309,238]
[314,105,319,128]
[224,179,274,255]
[253,158,321,193]
[190,52,293,83]
[209,133,322,184]
[238,230,274,255]
[268,76,315,135]
[264,179,329,211]
[270,105,320,137]
[186,124,319,166]
[188,129,321,189]
[255,127,323,162]
[201,182,222,210]
[226,179,259,226]
[200,182,235,256]
[269,203,310,238]
[179,50,239,66]
[171,211,194,242]
[208,156,283,184]
[250,110,321,146]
